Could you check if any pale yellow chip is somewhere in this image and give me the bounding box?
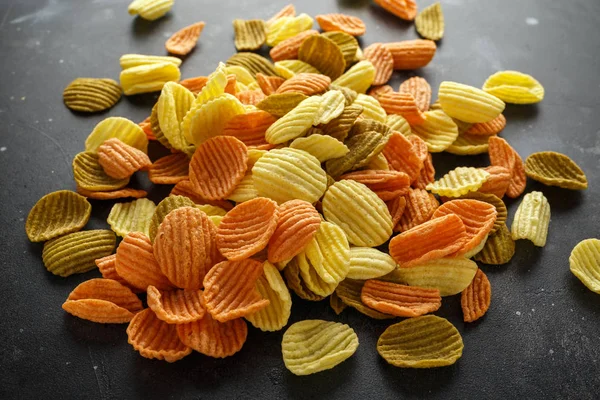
[157,82,195,152]
[322,180,393,247]
[303,221,351,285]
[85,117,148,153]
[569,239,600,294]
[266,14,314,46]
[225,65,257,86]
[511,191,551,247]
[209,215,224,227]
[128,0,174,21]
[290,134,349,162]
[411,109,459,152]
[353,94,387,123]
[107,198,156,237]
[426,167,490,197]
[245,261,292,331]
[446,133,490,155]
[274,60,321,79]
[252,148,327,204]
[282,319,359,376]
[195,204,227,216]
[332,61,375,94]
[120,62,181,95]
[265,95,322,144]
[315,90,346,124]
[247,149,267,168]
[415,2,444,41]
[226,173,259,203]
[295,252,338,296]
[483,70,544,104]
[365,152,390,170]
[120,54,182,70]
[195,63,229,106]
[346,247,397,280]
[385,114,411,137]
[438,81,505,123]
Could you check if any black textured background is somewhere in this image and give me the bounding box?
[1,0,599,399]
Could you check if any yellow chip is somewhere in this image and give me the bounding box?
[227,52,279,77]
[353,93,387,123]
[332,61,376,94]
[570,239,600,294]
[107,198,157,237]
[226,173,259,203]
[245,261,292,331]
[303,221,351,285]
[256,93,308,117]
[194,204,227,216]
[346,247,397,280]
[73,152,130,192]
[295,252,338,297]
[233,19,266,51]
[329,292,347,315]
[426,166,490,197]
[322,180,393,247]
[120,62,181,96]
[63,78,122,113]
[247,149,267,168]
[483,70,544,104]
[377,315,463,368]
[265,95,322,144]
[511,191,551,247]
[266,14,314,46]
[157,82,195,152]
[283,258,326,301]
[282,320,359,376]
[525,151,588,190]
[474,224,515,265]
[320,104,363,142]
[252,148,327,204]
[315,90,346,124]
[85,117,148,153]
[321,31,359,65]
[298,35,346,80]
[225,65,257,86]
[330,84,359,106]
[366,152,390,170]
[325,131,388,178]
[209,215,224,227]
[290,134,349,162]
[438,81,505,123]
[148,195,196,241]
[119,54,182,69]
[446,132,490,155]
[335,279,394,319]
[411,109,459,152]
[128,0,173,21]
[195,63,228,106]
[415,2,444,41]
[274,60,321,79]
[385,114,411,137]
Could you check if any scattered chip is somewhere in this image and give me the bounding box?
[335,279,394,319]
[146,286,205,324]
[320,104,363,141]
[399,76,431,112]
[183,93,246,145]
[275,60,322,78]
[120,62,181,95]
[119,53,182,69]
[65,278,143,320]
[525,151,588,190]
[353,93,387,123]
[438,81,505,123]
[331,60,375,94]
[363,43,394,86]
[265,95,322,144]
[411,109,459,152]
[97,138,152,180]
[511,191,551,247]
[426,166,490,197]
[461,269,491,322]
[315,90,346,124]
[569,239,600,294]
[166,21,205,55]
[345,247,396,280]
[473,224,515,265]
[415,2,444,41]
[266,13,314,47]
[294,251,338,297]
[277,73,331,96]
[85,117,148,153]
[76,186,148,200]
[176,314,248,358]
[412,152,436,190]
[381,132,424,182]
[267,4,297,25]
[128,0,174,21]
[269,30,319,62]
[477,165,511,198]
[301,221,351,286]
[298,35,346,80]
[361,280,441,317]
[373,0,417,20]
[227,52,280,77]
[446,132,491,155]
[95,254,139,292]
[148,153,190,185]
[466,114,506,136]
[378,92,425,125]
[63,78,122,113]
[316,13,366,36]
[245,262,292,331]
[488,136,527,198]
[107,198,156,237]
[233,19,266,51]
[396,188,439,232]
[385,40,436,70]
[340,170,410,201]
[157,82,195,152]
[325,130,388,178]
[321,31,360,66]
[283,258,326,301]
[256,92,308,117]
[483,70,545,104]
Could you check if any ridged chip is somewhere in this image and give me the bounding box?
[446,132,491,155]
[226,173,259,203]
[325,131,388,178]
[446,191,506,235]
[283,258,325,301]
[511,191,551,247]
[488,136,527,198]
[363,43,393,86]
[438,81,505,123]
[335,279,394,319]
[119,53,182,69]
[267,4,295,24]
[315,90,346,124]
[169,180,233,210]
[85,117,148,153]
[525,151,587,190]
[95,255,138,291]
[96,138,151,180]
[321,31,359,66]
[298,35,346,80]
[569,239,600,294]
[62,298,136,324]
[277,73,331,96]
[148,153,190,185]
[340,170,410,201]
[266,13,314,47]
[269,30,319,62]
[315,13,366,36]
[410,109,458,152]
[361,280,441,317]
[165,21,205,55]
[461,269,491,322]
[290,134,348,163]
[139,115,155,141]
[483,70,544,104]
[221,112,274,149]
[413,153,435,190]
[157,82,195,152]
[476,166,511,198]
[385,115,411,137]
[147,195,195,241]
[146,286,205,324]
[415,2,444,41]
[176,314,247,358]
[466,114,506,136]
[301,221,351,286]
[245,262,292,331]
[120,62,181,95]
[396,188,439,232]
[385,40,436,70]
[294,252,338,297]
[256,93,308,117]
[346,247,396,280]
[274,60,321,78]
[353,93,387,123]
[387,195,407,227]
[233,19,266,51]
[226,52,279,77]
[473,223,515,264]
[265,95,322,144]
[76,187,147,200]
[378,92,425,125]
[107,198,156,238]
[330,292,347,315]
[329,84,358,106]
[63,78,122,113]
[373,0,418,21]
[331,61,375,94]
[381,132,424,182]
[183,93,246,145]
[399,76,431,112]
[320,104,363,141]
[128,0,174,21]
[426,166,490,197]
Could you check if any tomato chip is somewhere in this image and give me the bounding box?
[96,138,151,180]
[488,136,526,198]
[461,269,491,322]
[255,73,286,95]
[363,43,394,86]
[477,166,511,198]
[176,314,248,358]
[169,180,234,210]
[373,0,417,20]
[335,279,394,319]
[76,186,148,200]
[315,13,366,36]
[147,153,189,185]
[166,21,205,55]
[361,280,441,317]
[466,114,506,136]
[146,286,205,324]
[148,195,196,241]
[267,4,296,24]
[381,132,424,182]
[378,92,425,125]
[385,40,436,70]
[340,170,411,201]
[276,73,331,96]
[399,76,431,112]
[67,278,142,312]
[95,254,140,292]
[269,30,319,62]
[396,188,439,232]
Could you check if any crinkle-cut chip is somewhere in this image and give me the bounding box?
[256,93,308,118]
[323,180,393,247]
[236,89,266,106]
[368,152,390,171]
[432,199,497,256]
[117,232,174,290]
[446,191,506,235]
[63,78,122,113]
[361,280,441,317]
[488,136,526,198]
[446,132,491,155]
[196,204,228,217]
[146,286,205,324]
[169,181,233,209]
[511,191,551,247]
[149,103,173,150]
[165,21,205,55]
[315,13,366,36]
[362,43,393,86]
[182,94,246,145]
[85,117,148,153]
[139,116,155,141]
[426,166,490,197]
[67,278,142,313]
[295,252,338,297]
[483,70,544,104]
[325,131,388,178]
[154,207,221,289]
[320,104,363,142]
[95,254,138,291]
[373,0,418,21]
[298,35,345,80]
[226,173,259,203]
[569,239,600,294]
[224,65,257,87]
[410,110,458,152]
[189,136,248,201]
[26,190,91,243]
[302,221,351,285]
[321,32,359,66]
[382,132,424,182]
[473,224,515,265]
[525,151,588,190]
[267,3,296,24]
[245,262,292,331]
[407,135,428,162]
[119,53,182,69]
[466,114,506,136]
[97,138,151,179]
[73,151,130,192]
[477,166,511,198]
[330,292,347,315]
[335,279,394,319]
[203,259,270,322]
[282,320,359,376]
[346,247,396,280]
[438,81,505,123]
[452,118,473,134]
[266,14,314,47]
[216,197,279,260]
[385,40,436,70]
[191,64,228,108]
[399,76,431,112]
[331,61,375,94]
[284,258,325,301]
[226,52,280,77]
[290,135,349,163]
[389,214,467,267]
[148,195,196,241]
[107,198,156,238]
[222,111,276,148]
[253,148,327,204]
[353,94,387,123]
[209,215,224,227]
[461,269,491,322]
[62,299,136,324]
[274,60,321,79]
[127,308,191,362]
[378,92,426,125]
[268,200,321,263]
[265,96,322,144]
[128,0,174,21]
[385,115,411,137]
[256,73,286,95]
[148,153,189,185]
[42,230,115,277]
[415,2,444,41]
[233,19,266,51]
[396,188,439,232]
[120,62,180,96]
[377,315,463,368]
[340,170,410,201]
[387,195,407,227]
[315,90,346,125]
[176,314,247,358]
[276,73,331,96]
[269,30,319,62]
[329,85,358,106]
[157,82,195,152]
[368,85,394,100]
[77,186,147,200]
[412,153,435,190]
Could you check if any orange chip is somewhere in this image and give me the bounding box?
[488,136,526,198]
[179,76,209,94]
[62,298,137,324]
[225,74,237,95]
[67,278,143,313]
[378,92,426,125]
[478,165,511,198]
[368,85,394,100]
[269,30,319,62]
[386,195,407,227]
[236,90,266,106]
[316,13,366,36]
[276,73,331,96]
[373,0,418,21]
[361,280,441,317]
[116,232,174,291]
[466,114,506,136]
[396,188,439,232]
[169,180,234,210]
[203,259,270,322]
[148,153,190,185]
[76,186,148,200]
[399,76,431,112]
[268,200,322,263]
[222,110,277,148]
[432,199,498,256]
[127,309,192,362]
[216,197,279,260]
[412,152,435,190]
[461,269,491,322]
[154,206,222,289]
[97,138,151,179]
[176,314,247,358]
[189,136,248,200]
[382,132,424,182]
[385,40,436,70]
[139,116,156,141]
[389,214,467,267]
[407,134,429,163]
[165,22,205,55]
[256,73,286,95]
[363,43,394,86]
[95,254,141,293]
[340,170,411,201]
[267,4,296,24]
[147,286,206,324]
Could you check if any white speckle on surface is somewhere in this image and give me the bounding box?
[163,32,172,38]
[51,170,54,174]
[9,96,14,100]
[570,309,573,312]
[48,118,53,122]
[10,0,65,25]
[582,317,586,321]
[59,59,64,63]
[532,308,535,312]
[19,217,24,222]
[0,147,6,152]
[19,328,23,333]
[93,365,98,370]
[16,27,20,31]
[549,349,554,355]
[21,96,25,101]
[526,17,539,26]
[552,303,555,306]
[35,120,39,124]
[66,361,71,365]
[516,311,521,316]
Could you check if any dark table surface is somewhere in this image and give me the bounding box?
[1,0,599,399]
